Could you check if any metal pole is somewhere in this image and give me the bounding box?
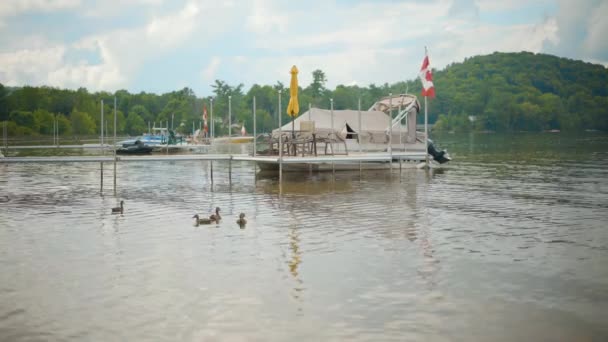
[210,160,214,185]
[100,98,104,193]
[279,92,282,185]
[331,98,335,175]
[388,93,393,155]
[229,156,232,185]
[253,96,256,157]
[425,96,429,168]
[101,99,104,154]
[52,118,56,146]
[308,103,311,121]
[228,95,232,143]
[210,98,214,141]
[171,113,174,131]
[192,121,195,136]
[56,118,59,147]
[358,97,362,153]
[113,96,117,193]
[358,97,362,173]
[399,103,402,148]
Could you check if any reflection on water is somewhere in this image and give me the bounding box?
[1,133,608,341]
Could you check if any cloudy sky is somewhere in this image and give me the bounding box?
[0,0,606,96]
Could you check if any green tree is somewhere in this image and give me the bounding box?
[33,109,55,135]
[126,111,146,135]
[70,110,96,135]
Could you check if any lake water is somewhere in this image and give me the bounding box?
[1,133,607,341]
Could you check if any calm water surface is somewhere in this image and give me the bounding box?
[1,133,607,341]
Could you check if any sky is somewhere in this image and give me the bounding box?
[0,0,607,96]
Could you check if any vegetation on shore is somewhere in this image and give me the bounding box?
[0,52,606,137]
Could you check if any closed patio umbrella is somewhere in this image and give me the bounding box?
[287,65,299,138]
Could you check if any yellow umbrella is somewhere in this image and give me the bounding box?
[286,65,299,137]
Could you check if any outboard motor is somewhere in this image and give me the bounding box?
[427,139,451,164]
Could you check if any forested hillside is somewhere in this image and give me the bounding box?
[0,51,606,137]
[430,52,608,132]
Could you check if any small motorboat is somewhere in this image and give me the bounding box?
[116,139,153,155]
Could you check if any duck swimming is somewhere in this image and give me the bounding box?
[209,207,221,222]
[192,214,215,225]
[236,213,247,226]
[111,201,124,214]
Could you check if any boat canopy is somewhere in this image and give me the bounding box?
[274,94,420,143]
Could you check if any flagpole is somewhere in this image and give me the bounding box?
[425,96,429,168]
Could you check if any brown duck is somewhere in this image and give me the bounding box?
[111,201,124,214]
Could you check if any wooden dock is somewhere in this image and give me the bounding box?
[0,152,430,194]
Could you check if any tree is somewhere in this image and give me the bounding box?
[310,69,327,100]
[33,109,55,135]
[56,114,72,136]
[0,83,8,121]
[126,111,146,135]
[70,110,96,135]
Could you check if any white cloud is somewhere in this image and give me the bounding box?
[0,0,80,17]
[0,0,80,27]
[0,0,242,91]
[201,57,221,81]
[0,46,65,85]
[246,0,287,34]
[476,0,552,11]
[83,0,165,17]
[146,2,200,47]
[448,0,479,21]
[542,0,608,62]
[1,0,605,95]
[582,0,608,59]
[238,0,562,91]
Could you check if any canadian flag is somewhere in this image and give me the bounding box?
[419,54,435,98]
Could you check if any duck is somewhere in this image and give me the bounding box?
[236,213,247,226]
[209,207,221,222]
[111,200,124,214]
[192,214,216,225]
